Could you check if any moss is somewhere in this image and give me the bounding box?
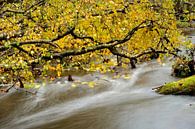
[156,75,195,95]
[172,57,195,78]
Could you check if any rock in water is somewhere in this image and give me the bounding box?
[155,75,195,95]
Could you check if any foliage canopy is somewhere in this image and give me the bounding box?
[0,0,192,83]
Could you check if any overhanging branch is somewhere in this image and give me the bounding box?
[0,27,74,52]
[42,21,149,60]
[0,30,24,41]
[0,0,45,17]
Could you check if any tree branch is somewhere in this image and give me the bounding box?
[51,27,75,42]
[109,47,131,60]
[0,27,74,52]
[0,0,45,17]
[0,30,24,41]
[11,44,34,57]
[134,50,177,58]
[80,2,133,18]
[42,21,149,60]
[0,9,24,16]
[0,40,58,52]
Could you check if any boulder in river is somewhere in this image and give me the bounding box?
[172,58,194,78]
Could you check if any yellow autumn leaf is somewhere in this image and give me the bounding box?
[71,83,77,88]
[123,75,131,79]
[157,57,162,65]
[57,71,61,77]
[88,81,95,88]
[113,74,120,79]
[81,81,88,85]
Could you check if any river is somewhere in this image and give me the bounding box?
[185,30,195,44]
[0,32,195,129]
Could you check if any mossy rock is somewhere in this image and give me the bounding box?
[172,58,194,78]
[155,75,195,95]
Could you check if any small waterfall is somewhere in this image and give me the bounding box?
[128,63,147,87]
[110,63,147,92]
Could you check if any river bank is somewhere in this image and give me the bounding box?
[154,28,195,96]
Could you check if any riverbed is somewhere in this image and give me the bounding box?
[0,33,195,129]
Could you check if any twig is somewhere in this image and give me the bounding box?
[14,87,37,95]
[152,85,163,90]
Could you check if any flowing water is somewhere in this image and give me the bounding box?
[185,30,195,44]
[1,32,195,129]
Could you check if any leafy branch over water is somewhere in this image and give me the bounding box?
[0,0,193,86]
